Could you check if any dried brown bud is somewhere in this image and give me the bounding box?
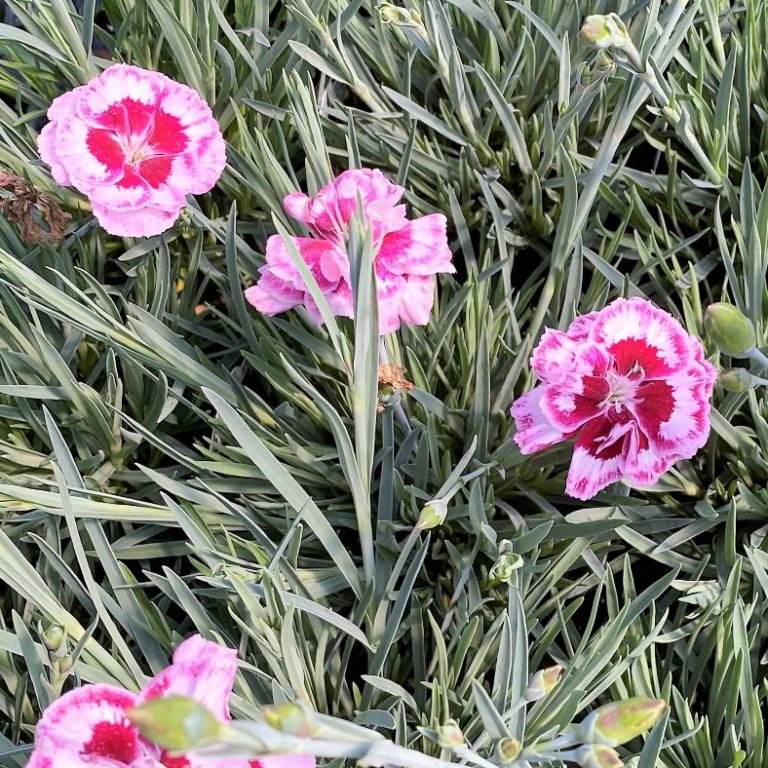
[378,364,415,392]
[0,169,70,244]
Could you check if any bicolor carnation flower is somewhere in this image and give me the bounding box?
[511,298,717,500]
[244,168,454,334]
[28,634,315,768]
[37,64,226,237]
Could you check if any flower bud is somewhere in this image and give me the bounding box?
[262,702,315,737]
[526,664,562,700]
[577,698,665,747]
[490,540,523,583]
[704,303,757,357]
[43,626,65,651]
[718,368,755,392]
[418,498,448,529]
[128,696,223,751]
[437,719,465,748]
[497,737,521,763]
[580,14,630,49]
[56,653,73,676]
[379,2,421,26]
[576,744,625,768]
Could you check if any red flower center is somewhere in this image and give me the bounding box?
[82,720,140,764]
[85,97,187,188]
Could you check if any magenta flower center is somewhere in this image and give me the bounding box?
[81,719,139,763]
[85,97,188,188]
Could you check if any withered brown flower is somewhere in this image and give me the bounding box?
[0,169,70,244]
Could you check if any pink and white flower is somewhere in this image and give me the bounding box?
[511,298,717,500]
[28,635,315,768]
[37,64,226,237]
[244,168,454,334]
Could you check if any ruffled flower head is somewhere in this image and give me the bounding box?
[37,64,226,237]
[511,298,717,500]
[28,635,315,768]
[245,168,454,334]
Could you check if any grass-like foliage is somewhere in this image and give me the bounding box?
[0,0,766,766]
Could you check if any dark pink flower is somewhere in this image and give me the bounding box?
[27,635,315,768]
[244,168,454,334]
[37,64,226,237]
[511,298,717,500]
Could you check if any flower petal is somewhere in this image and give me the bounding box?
[566,311,599,341]
[139,635,238,722]
[588,297,693,378]
[92,203,181,237]
[376,214,454,276]
[251,756,317,768]
[37,122,71,186]
[303,169,405,236]
[565,416,630,500]
[31,684,139,766]
[245,271,304,316]
[539,374,610,432]
[511,387,567,454]
[633,370,713,458]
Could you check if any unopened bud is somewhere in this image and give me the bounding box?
[128,696,223,751]
[379,2,421,26]
[719,368,755,392]
[44,626,65,651]
[437,719,465,748]
[526,665,562,700]
[56,653,73,677]
[576,744,625,768]
[262,702,315,737]
[418,498,448,529]
[578,698,665,747]
[497,737,521,763]
[490,540,523,583]
[704,303,757,357]
[580,14,630,49]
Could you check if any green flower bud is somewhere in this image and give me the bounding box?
[578,698,665,747]
[704,303,757,357]
[378,2,421,26]
[490,552,523,582]
[580,14,630,49]
[128,696,223,751]
[497,737,521,763]
[526,664,562,699]
[436,719,465,748]
[43,626,65,651]
[576,744,625,768]
[718,368,755,392]
[56,653,73,676]
[263,702,315,737]
[418,498,448,529]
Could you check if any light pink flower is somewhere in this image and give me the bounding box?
[37,64,226,237]
[244,168,454,334]
[511,298,717,500]
[27,635,316,768]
